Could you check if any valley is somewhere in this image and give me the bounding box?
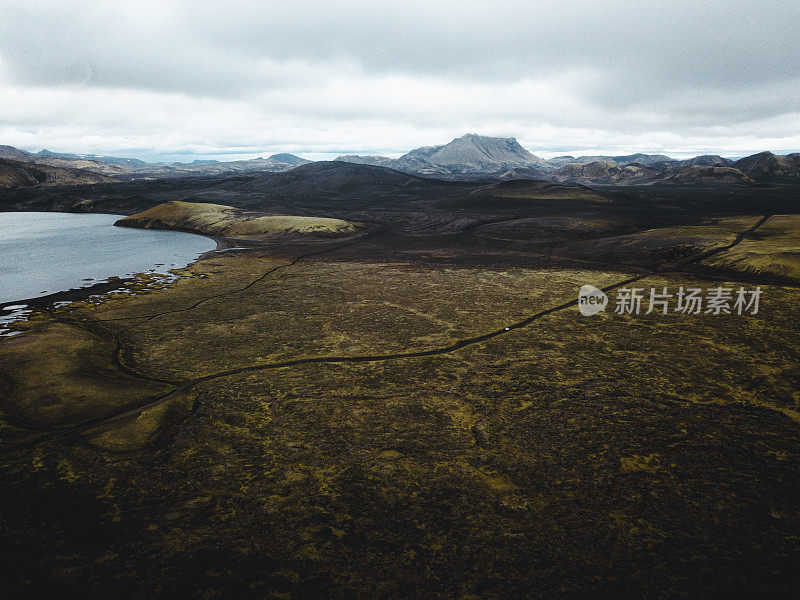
[1,149,799,597]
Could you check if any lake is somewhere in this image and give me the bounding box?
[0,212,217,304]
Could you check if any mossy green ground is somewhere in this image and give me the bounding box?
[0,218,799,598]
[702,214,800,280]
[116,201,362,239]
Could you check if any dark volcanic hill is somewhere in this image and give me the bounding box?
[681,155,733,167]
[552,160,663,184]
[37,149,151,169]
[0,158,117,188]
[734,151,800,180]
[552,160,756,187]
[233,160,460,200]
[607,153,676,167]
[546,153,677,169]
[156,156,307,178]
[0,145,127,176]
[554,161,624,181]
[436,178,613,212]
[0,159,40,188]
[666,165,754,184]
[0,145,33,162]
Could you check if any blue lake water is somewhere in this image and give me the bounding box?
[0,212,217,304]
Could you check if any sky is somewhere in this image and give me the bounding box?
[1,0,799,162]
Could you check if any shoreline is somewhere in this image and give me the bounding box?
[0,225,232,314]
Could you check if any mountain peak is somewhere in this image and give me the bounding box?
[734,150,800,179]
[399,133,548,172]
[460,132,516,142]
[0,145,32,161]
[267,153,309,165]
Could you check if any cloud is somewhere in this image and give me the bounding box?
[0,0,798,159]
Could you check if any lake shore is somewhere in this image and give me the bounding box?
[0,211,221,309]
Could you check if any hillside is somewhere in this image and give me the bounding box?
[547,153,677,169]
[435,178,613,213]
[115,201,362,239]
[334,155,397,169]
[0,145,307,179]
[0,158,117,188]
[734,151,800,179]
[0,145,33,162]
[0,160,41,188]
[551,160,756,186]
[157,155,308,177]
[234,160,455,198]
[552,161,664,184]
[666,165,755,184]
[681,155,733,167]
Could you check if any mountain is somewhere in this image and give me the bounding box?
[545,156,579,168]
[0,145,34,162]
[0,159,40,188]
[152,156,308,178]
[336,134,550,177]
[734,151,800,179]
[0,145,307,179]
[268,153,309,166]
[398,133,550,173]
[38,150,154,169]
[666,165,754,184]
[549,152,800,185]
[554,161,622,181]
[0,146,127,175]
[31,155,127,175]
[498,166,550,180]
[681,155,733,167]
[547,153,677,168]
[36,149,81,159]
[552,160,755,186]
[3,139,799,185]
[552,160,663,184]
[0,158,117,188]
[130,154,311,178]
[608,153,676,167]
[37,149,158,169]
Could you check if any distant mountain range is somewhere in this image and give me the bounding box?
[334,135,800,186]
[1,135,799,190]
[0,157,116,188]
[0,145,311,187]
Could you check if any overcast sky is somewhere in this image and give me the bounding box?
[1,0,799,161]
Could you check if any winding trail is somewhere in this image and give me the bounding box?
[0,215,773,453]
